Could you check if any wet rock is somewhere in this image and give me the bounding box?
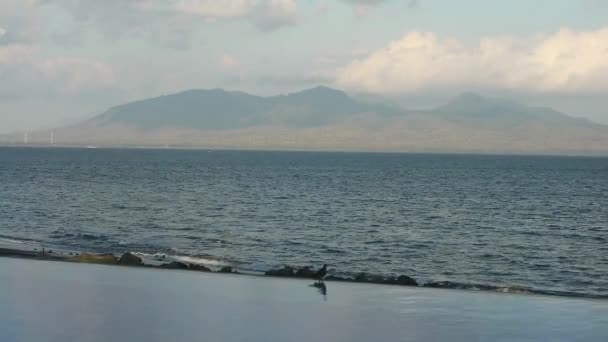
[190,264,211,272]
[73,253,118,264]
[118,252,142,266]
[424,281,461,289]
[353,272,385,283]
[295,266,316,278]
[396,275,418,286]
[219,266,234,273]
[0,248,37,258]
[160,261,189,270]
[265,266,295,277]
[325,275,349,282]
[379,275,419,286]
[354,272,370,282]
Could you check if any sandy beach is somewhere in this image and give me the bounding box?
[1,256,607,342]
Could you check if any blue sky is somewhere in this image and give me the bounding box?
[1,0,608,132]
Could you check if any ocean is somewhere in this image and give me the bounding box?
[1,147,607,298]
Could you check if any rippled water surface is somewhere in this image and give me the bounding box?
[1,147,607,297]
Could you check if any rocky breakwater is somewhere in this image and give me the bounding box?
[264,265,419,287]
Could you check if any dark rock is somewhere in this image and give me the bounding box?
[190,264,211,272]
[295,266,316,278]
[354,272,369,282]
[219,266,233,273]
[353,273,416,285]
[265,266,295,277]
[367,274,386,283]
[0,248,37,258]
[160,261,189,270]
[377,276,397,285]
[396,275,418,286]
[118,252,143,266]
[353,272,386,283]
[325,275,349,282]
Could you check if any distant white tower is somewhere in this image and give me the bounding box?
[50,131,54,145]
[24,132,28,145]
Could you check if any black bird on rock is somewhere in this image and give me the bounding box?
[314,264,328,283]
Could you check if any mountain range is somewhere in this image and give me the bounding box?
[3,86,608,154]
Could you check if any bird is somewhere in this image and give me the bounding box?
[313,264,328,283]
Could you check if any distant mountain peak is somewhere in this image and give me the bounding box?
[288,85,348,98]
[450,91,485,103]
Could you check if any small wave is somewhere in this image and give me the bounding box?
[323,248,347,255]
[131,251,230,266]
[175,255,230,266]
[423,281,608,299]
[49,230,109,242]
[285,240,304,246]
[364,239,385,245]
[79,233,110,241]
[111,204,148,211]
[0,234,41,244]
[0,236,28,245]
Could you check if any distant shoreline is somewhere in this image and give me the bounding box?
[1,144,608,157]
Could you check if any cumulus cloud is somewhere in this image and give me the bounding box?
[335,28,608,93]
[252,0,298,31]
[220,54,240,68]
[136,0,298,31]
[27,0,297,51]
[169,0,258,18]
[342,0,386,4]
[0,43,115,97]
[0,0,41,44]
[39,57,115,93]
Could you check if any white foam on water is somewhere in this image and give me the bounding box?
[130,252,229,266]
[175,255,229,266]
[0,238,26,245]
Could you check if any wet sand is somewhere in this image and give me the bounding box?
[1,257,607,342]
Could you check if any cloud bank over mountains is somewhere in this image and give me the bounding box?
[1,0,608,132]
[336,28,608,93]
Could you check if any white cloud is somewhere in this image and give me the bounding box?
[342,0,386,5]
[39,57,115,93]
[0,0,41,44]
[169,0,258,18]
[220,54,240,68]
[137,0,297,30]
[335,27,608,93]
[0,44,115,96]
[253,0,297,31]
[0,43,33,64]
[341,0,389,17]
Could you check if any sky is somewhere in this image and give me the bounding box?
[2,0,608,133]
